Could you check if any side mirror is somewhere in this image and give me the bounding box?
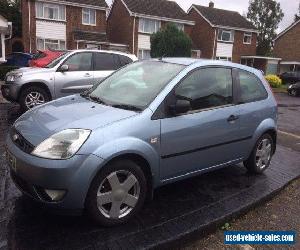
[59,64,69,72]
[169,99,191,115]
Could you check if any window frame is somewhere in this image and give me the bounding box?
[138,18,161,34]
[36,38,66,50]
[152,66,240,119]
[217,29,234,43]
[82,8,96,26]
[92,52,121,71]
[35,1,66,21]
[138,49,151,60]
[243,32,252,45]
[236,68,268,104]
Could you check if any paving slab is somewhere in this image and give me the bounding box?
[0,103,299,250]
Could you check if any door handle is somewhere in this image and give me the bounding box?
[227,115,239,122]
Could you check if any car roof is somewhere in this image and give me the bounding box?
[152,57,262,75]
[70,49,138,60]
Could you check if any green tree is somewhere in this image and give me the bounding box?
[247,0,284,56]
[295,2,300,22]
[0,0,22,37]
[150,23,192,58]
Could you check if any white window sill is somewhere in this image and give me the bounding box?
[82,22,97,26]
[243,42,252,45]
[138,31,156,35]
[36,17,66,22]
[217,40,234,43]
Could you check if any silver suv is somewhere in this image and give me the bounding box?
[1,50,137,111]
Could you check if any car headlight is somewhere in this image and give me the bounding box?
[288,84,293,89]
[32,129,91,159]
[6,73,23,82]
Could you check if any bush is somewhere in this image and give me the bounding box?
[265,74,282,88]
[0,66,19,81]
[151,23,192,58]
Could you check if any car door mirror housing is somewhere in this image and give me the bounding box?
[59,65,69,72]
[169,99,191,115]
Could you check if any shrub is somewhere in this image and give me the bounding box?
[150,23,192,58]
[265,74,282,88]
[0,66,19,81]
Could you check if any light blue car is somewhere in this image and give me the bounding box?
[5,58,277,226]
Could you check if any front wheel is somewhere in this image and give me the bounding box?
[244,134,274,174]
[19,86,50,112]
[85,160,147,226]
[289,89,298,97]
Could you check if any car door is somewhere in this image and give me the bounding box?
[54,52,94,98]
[93,52,120,84]
[160,67,243,181]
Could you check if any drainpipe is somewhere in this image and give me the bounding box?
[212,28,216,59]
[28,0,32,53]
[132,14,136,55]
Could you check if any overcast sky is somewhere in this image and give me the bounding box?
[105,0,299,32]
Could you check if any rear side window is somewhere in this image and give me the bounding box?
[238,70,268,103]
[118,55,133,67]
[175,67,233,112]
[94,53,120,71]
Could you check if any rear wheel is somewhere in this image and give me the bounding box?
[19,86,50,112]
[86,160,147,226]
[244,134,274,174]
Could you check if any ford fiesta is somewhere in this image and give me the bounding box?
[6,59,277,226]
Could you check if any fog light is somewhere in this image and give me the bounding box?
[44,189,66,201]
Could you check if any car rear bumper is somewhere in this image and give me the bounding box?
[1,83,21,101]
[6,134,104,210]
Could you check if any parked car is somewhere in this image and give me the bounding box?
[6,59,277,226]
[3,52,33,67]
[1,50,137,111]
[287,82,300,97]
[29,50,64,68]
[279,71,300,85]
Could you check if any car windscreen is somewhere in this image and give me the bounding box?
[44,52,69,68]
[87,61,185,111]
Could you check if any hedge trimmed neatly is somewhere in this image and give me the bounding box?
[265,74,282,88]
[0,66,19,81]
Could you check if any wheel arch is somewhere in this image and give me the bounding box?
[18,82,52,101]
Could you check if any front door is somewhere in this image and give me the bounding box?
[160,67,242,181]
[54,52,94,98]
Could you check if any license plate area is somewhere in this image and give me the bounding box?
[6,149,17,172]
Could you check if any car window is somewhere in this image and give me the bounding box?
[118,55,133,67]
[63,52,93,71]
[175,67,233,112]
[94,53,120,71]
[238,70,268,103]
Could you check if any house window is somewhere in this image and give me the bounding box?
[36,2,65,21]
[138,49,151,60]
[139,18,161,34]
[82,8,96,26]
[173,23,184,31]
[217,29,234,42]
[37,38,66,50]
[216,56,232,61]
[243,32,252,44]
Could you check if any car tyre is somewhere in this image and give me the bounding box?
[19,86,50,112]
[244,133,274,174]
[86,159,147,226]
[289,89,298,97]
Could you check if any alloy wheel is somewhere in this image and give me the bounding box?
[290,89,297,97]
[25,91,45,109]
[255,138,272,170]
[96,170,140,219]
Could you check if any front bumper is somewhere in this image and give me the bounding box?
[6,134,104,210]
[1,83,21,102]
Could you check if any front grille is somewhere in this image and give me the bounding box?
[10,127,34,154]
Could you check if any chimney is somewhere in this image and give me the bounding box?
[209,1,214,8]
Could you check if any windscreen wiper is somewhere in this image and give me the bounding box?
[112,104,142,112]
[89,95,108,105]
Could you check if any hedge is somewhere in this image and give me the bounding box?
[265,74,282,88]
[0,66,19,81]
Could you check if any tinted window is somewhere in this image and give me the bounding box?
[63,52,92,71]
[238,70,268,103]
[119,55,133,67]
[94,53,119,71]
[175,68,233,111]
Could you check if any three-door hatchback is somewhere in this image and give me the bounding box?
[6,58,277,226]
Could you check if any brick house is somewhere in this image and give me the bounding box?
[21,0,114,53]
[107,0,195,59]
[274,19,300,73]
[187,2,258,63]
